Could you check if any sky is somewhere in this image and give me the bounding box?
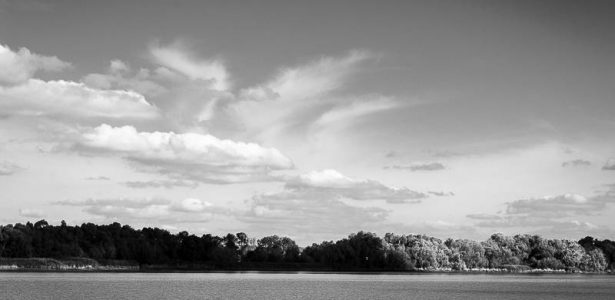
[0,0,614,245]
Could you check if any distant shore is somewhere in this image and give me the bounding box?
[1,258,611,274]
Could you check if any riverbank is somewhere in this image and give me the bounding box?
[0,258,138,271]
[0,258,611,274]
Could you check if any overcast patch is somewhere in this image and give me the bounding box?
[603,158,615,170]
[0,161,23,175]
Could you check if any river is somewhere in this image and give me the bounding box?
[1,272,613,299]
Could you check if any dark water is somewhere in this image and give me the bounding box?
[1,272,614,299]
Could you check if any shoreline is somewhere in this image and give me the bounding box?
[1,257,612,274]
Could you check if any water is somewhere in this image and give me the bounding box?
[1,272,614,299]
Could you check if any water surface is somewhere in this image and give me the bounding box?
[1,272,613,299]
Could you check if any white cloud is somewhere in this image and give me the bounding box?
[243,50,371,102]
[55,197,227,223]
[231,50,390,142]
[0,79,159,120]
[0,43,70,84]
[313,97,398,128]
[385,162,446,171]
[285,169,427,203]
[18,208,45,219]
[150,42,229,91]
[77,124,294,183]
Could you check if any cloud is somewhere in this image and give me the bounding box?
[468,192,615,237]
[55,197,227,223]
[562,159,591,167]
[76,124,294,183]
[123,179,198,189]
[241,50,371,102]
[602,158,615,170]
[0,161,22,175]
[0,43,70,85]
[84,176,110,181]
[384,162,446,171]
[83,58,230,125]
[18,208,45,219]
[285,169,427,203]
[238,169,427,242]
[313,97,399,128]
[505,193,610,217]
[150,42,229,91]
[82,59,167,98]
[427,191,455,197]
[0,79,159,120]
[230,51,379,140]
[240,190,390,242]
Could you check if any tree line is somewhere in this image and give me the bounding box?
[0,220,613,272]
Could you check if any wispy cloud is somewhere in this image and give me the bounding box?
[384,162,446,171]
[231,50,383,141]
[150,41,230,92]
[122,179,198,189]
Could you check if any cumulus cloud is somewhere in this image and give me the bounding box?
[0,161,22,175]
[384,162,446,172]
[18,208,45,219]
[562,159,591,167]
[55,197,227,223]
[76,124,293,183]
[0,43,70,84]
[602,158,615,170]
[150,42,229,92]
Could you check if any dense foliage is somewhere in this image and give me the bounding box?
[0,220,613,272]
